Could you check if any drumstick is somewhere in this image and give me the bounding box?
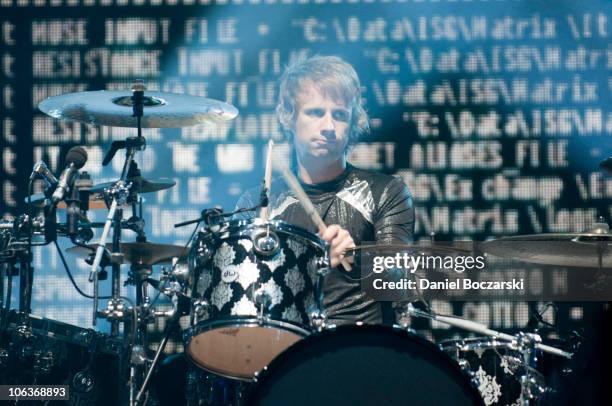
[260,139,274,221]
[273,160,352,271]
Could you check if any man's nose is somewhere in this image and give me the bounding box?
[321,112,335,133]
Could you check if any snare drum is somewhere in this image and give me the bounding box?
[185,219,327,381]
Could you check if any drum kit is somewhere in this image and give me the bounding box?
[0,81,610,405]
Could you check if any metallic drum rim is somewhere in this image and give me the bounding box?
[204,218,327,252]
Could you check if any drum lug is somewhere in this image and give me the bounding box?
[252,230,280,256]
[254,290,273,324]
[316,257,330,274]
[309,309,328,332]
[193,299,210,322]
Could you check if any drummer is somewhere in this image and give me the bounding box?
[235,55,415,325]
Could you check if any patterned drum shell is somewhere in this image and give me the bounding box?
[440,337,545,406]
[185,218,327,381]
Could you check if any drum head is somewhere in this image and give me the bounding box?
[247,325,484,406]
[186,319,308,381]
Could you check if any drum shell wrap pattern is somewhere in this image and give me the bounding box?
[440,338,538,406]
[189,220,326,328]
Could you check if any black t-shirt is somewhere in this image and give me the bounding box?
[235,164,415,325]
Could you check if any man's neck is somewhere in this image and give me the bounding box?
[298,157,346,184]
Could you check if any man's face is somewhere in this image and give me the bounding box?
[292,84,351,164]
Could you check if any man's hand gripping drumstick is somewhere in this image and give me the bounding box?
[273,159,354,271]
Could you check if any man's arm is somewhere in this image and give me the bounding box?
[374,177,415,244]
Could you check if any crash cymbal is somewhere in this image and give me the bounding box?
[39,90,238,128]
[25,193,107,210]
[480,223,612,269]
[346,242,474,256]
[90,177,175,194]
[67,242,187,267]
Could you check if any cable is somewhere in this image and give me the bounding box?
[54,239,111,300]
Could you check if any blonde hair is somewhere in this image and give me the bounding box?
[276,55,369,146]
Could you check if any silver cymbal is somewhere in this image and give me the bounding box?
[67,242,187,266]
[39,90,239,128]
[346,242,473,256]
[90,177,176,194]
[480,225,612,269]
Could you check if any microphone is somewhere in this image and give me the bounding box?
[29,161,59,187]
[51,147,88,206]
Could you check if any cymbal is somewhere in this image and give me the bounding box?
[480,226,612,269]
[90,177,176,194]
[67,242,187,267]
[39,90,239,128]
[25,193,107,210]
[26,176,173,209]
[346,242,474,256]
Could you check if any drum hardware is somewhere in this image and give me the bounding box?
[12,85,241,404]
[91,177,176,196]
[168,257,191,285]
[252,228,280,256]
[439,337,547,406]
[405,304,572,359]
[175,206,232,229]
[405,304,572,405]
[133,284,191,406]
[0,310,125,404]
[83,101,147,332]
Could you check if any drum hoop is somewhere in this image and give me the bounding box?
[439,337,520,352]
[248,324,484,405]
[186,317,311,339]
[185,317,311,381]
[203,218,327,251]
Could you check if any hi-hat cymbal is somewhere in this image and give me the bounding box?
[480,225,612,269]
[39,90,238,128]
[67,242,187,266]
[25,193,107,210]
[90,177,176,194]
[26,177,173,209]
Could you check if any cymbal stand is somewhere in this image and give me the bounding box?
[404,304,572,358]
[133,290,185,406]
[89,140,146,330]
[90,80,148,331]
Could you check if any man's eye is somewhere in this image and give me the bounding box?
[306,109,324,117]
[333,110,350,122]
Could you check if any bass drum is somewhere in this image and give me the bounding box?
[247,325,484,406]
